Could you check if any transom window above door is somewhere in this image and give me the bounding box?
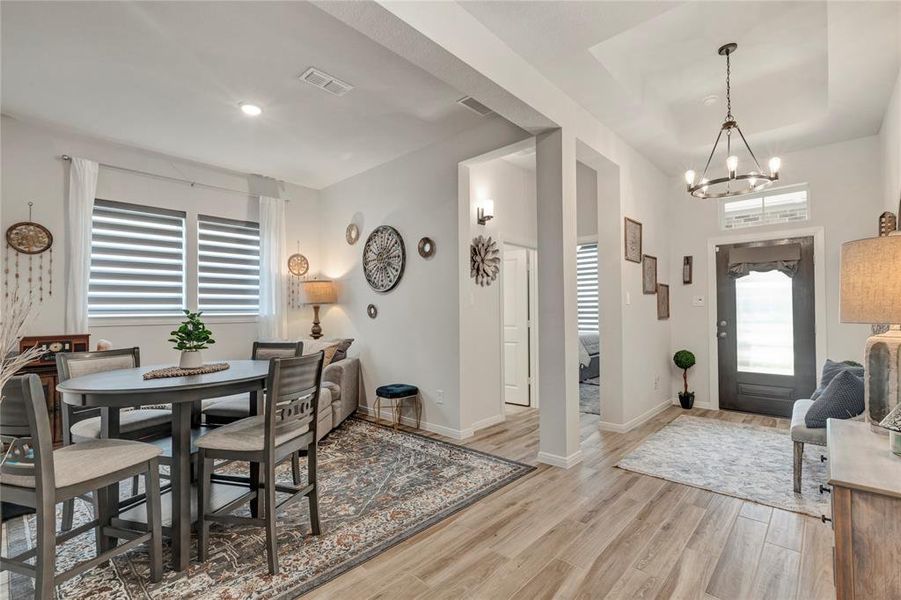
[720,185,809,231]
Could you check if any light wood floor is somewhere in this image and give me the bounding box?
[306,405,835,600]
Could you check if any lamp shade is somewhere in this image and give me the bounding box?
[840,235,901,323]
[299,279,337,305]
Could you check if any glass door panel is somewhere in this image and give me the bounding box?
[735,270,794,375]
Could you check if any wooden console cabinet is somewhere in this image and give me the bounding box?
[827,419,901,600]
[16,334,90,446]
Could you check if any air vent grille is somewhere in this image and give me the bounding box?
[300,67,353,97]
[457,96,493,116]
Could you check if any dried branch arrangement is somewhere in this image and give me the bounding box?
[0,292,45,400]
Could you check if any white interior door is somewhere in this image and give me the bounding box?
[503,245,530,406]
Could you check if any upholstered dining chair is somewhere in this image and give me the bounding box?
[196,352,324,575]
[0,374,163,599]
[56,347,171,531]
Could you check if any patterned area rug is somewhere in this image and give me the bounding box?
[2,418,533,598]
[617,415,830,517]
[579,380,600,415]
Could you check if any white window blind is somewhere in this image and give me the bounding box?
[577,243,599,334]
[197,214,260,315]
[89,199,186,318]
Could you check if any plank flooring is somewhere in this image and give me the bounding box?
[306,405,835,600]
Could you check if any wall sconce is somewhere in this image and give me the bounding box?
[477,199,494,226]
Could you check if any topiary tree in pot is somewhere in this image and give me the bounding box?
[673,349,696,409]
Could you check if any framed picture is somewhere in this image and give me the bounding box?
[682,256,693,284]
[642,254,657,294]
[624,217,642,263]
[657,283,670,320]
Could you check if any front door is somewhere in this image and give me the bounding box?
[716,236,816,417]
[503,244,530,406]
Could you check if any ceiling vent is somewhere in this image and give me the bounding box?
[457,96,493,116]
[299,67,353,97]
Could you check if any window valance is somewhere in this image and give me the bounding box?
[728,243,801,278]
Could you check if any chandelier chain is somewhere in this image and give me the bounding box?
[725,51,732,121]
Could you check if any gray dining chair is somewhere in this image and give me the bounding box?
[196,352,324,575]
[203,341,304,483]
[56,347,171,532]
[0,374,163,599]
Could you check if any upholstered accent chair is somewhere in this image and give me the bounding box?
[196,352,324,575]
[0,374,163,598]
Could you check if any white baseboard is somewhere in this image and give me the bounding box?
[597,399,673,433]
[537,450,583,469]
[470,413,505,432]
[356,405,473,440]
[671,398,714,410]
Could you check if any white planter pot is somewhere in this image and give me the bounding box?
[179,350,203,369]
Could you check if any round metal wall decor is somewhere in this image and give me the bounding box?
[287,253,309,277]
[418,237,436,258]
[470,235,500,287]
[6,221,52,255]
[367,304,378,319]
[362,225,405,292]
[346,223,360,245]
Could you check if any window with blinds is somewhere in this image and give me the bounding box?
[577,243,599,334]
[197,215,260,315]
[89,199,186,318]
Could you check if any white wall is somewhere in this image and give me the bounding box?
[461,150,537,431]
[881,68,901,213]
[668,135,884,407]
[316,116,530,437]
[1,116,321,364]
[576,161,598,240]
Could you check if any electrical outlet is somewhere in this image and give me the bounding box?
[436,389,444,405]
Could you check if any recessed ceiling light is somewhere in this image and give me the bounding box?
[240,103,262,116]
[702,94,719,106]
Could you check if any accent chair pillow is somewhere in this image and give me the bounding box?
[804,369,865,428]
[810,359,864,401]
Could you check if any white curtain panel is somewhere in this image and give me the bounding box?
[65,157,99,334]
[258,195,288,340]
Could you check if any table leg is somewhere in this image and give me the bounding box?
[249,390,261,518]
[170,402,192,571]
[97,407,121,553]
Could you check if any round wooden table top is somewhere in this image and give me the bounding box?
[57,359,270,397]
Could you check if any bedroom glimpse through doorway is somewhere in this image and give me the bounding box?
[577,241,600,416]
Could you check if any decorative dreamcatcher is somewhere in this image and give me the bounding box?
[470,235,500,287]
[363,225,405,292]
[4,202,53,301]
[287,241,310,309]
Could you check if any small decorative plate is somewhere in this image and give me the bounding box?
[6,222,53,255]
[418,237,436,258]
[346,223,360,245]
[288,253,309,277]
[367,304,378,319]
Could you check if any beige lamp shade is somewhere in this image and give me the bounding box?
[299,279,337,305]
[840,235,901,324]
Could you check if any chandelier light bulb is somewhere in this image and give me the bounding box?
[768,157,781,176]
[684,170,696,186]
[701,178,709,192]
[748,171,758,187]
[726,155,738,176]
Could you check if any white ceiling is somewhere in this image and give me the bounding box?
[462,1,901,175]
[1,1,488,189]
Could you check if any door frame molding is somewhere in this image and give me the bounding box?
[705,226,827,411]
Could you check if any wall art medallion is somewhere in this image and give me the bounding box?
[642,254,658,294]
[657,283,670,320]
[470,235,500,287]
[363,225,406,292]
[624,217,642,263]
[417,237,436,258]
[346,223,360,245]
[367,304,378,319]
[4,202,54,301]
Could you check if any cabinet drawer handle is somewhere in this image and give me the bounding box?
[819,484,831,494]
[820,454,828,462]
[821,514,832,524]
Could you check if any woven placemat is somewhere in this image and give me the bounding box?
[142,362,230,380]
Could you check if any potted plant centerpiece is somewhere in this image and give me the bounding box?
[673,349,696,409]
[169,310,215,369]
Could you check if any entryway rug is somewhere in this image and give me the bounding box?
[579,380,600,415]
[616,415,830,518]
[2,417,533,599]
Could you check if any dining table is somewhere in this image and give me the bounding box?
[57,359,270,571]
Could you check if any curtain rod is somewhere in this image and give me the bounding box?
[60,154,283,200]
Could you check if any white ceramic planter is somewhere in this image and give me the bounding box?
[179,350,203,369]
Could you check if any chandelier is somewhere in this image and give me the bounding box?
[684,43,781,199]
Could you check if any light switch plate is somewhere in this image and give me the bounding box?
[625,292,632,305]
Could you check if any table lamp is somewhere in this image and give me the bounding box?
[840,234,901,430]
[299,279,337,340]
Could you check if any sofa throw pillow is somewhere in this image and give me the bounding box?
[810,359,865,401]
[301,338,340,367]
[804,369,865,428]
[331,338,354,363]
